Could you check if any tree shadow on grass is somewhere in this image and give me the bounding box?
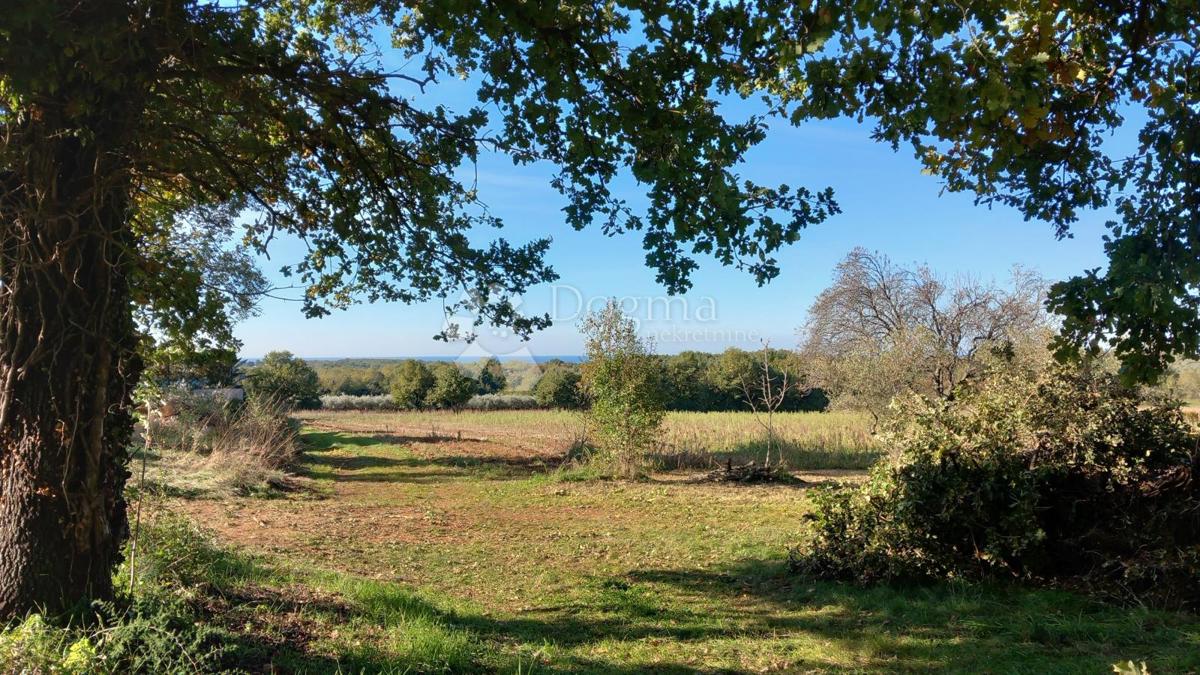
[303,430,414,451]
[211,588,476,674]
[305,456,553,484]
[304,429,495,450]
[195,529,1200,674]
[442,557,1200,673]
[183,539,483,674]
[202,542,755,673]
[303,451,409,472]
[620,559,1199,673]
[206,584,353,672]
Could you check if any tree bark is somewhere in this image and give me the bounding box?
[0,3,144,613]
[0,136,141,617]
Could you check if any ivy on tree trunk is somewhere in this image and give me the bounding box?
[0,1,144,614]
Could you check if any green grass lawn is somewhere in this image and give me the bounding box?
[153,425,1200,673]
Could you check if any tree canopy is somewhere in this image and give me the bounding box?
[477,357,508,395]
[244,351,322,409]
[802,248,1051,416]
[741,0,1198,381]
[424,363,478,410]
[534,365,585,409]
[4,1,1192,374]
[390,360,435,410]
[0,0,1197,617]
[1,0,843,358]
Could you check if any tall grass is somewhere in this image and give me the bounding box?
[298,408,880,470]
[655,410,879,469]
[150,394,299,494]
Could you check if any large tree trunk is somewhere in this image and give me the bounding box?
[0,1,144,615]
[0,136,142,617]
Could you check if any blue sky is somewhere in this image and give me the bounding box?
[236,71,1123,360]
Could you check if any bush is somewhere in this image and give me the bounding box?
[463,393,539,411]
[391,360,434,409]
[424,364,477,410]
[0,601,225,674]
[581,301,665,477]
[124,512,248,593]
[533,367,583,409]
[791,365,1200,609]
[0,614,100,674]
[243,351,321,409]
[320,394,398,411]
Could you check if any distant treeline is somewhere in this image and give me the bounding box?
[313,358,544,396]
[310,350,828,412]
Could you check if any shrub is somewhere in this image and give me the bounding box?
[89,597,225,673]
[243,350,322,409]
[477,357,507,394]
[424,364,477,410]
[391,360,434,409]
[533,367,583,409]
[463,393,539,411]
[124,512,244,592]
[0,602,225,674]
[791,364,1200,609]
[0,614,99,674]
[217,397,298,470]
[580,300,665,477]
[320,394,398,411]
[0,605,218,672]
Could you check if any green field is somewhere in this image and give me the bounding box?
[141,411,1200,673]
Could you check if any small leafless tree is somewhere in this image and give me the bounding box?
[801,248,1052,420]
[740,342,807,468]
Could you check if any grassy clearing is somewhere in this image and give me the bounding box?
[146,424,1200,673]
[297,408,881,470]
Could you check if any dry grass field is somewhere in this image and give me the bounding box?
[121,409,1200,673]
[296,408,881,470]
